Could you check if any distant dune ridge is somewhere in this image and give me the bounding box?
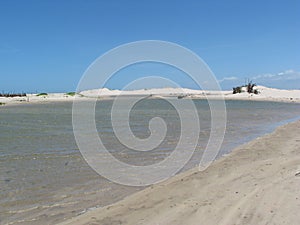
[1,86,300,106]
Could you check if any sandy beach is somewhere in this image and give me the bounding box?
[58,120,300,225]
[1,86,300,106]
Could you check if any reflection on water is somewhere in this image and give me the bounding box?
[0,99,299,224]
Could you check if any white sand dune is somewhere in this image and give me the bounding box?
[79,87,202,97]
[59,120,300,225]
[223,86,300,102]
[1,86,299,106]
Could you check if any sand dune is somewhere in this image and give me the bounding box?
[1,86,300,106]
[80,86,300,103]
[59,120,300,225]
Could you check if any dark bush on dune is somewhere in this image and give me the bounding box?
[233,86,242,94]
[0,93,26,97]
[233,81,259,95]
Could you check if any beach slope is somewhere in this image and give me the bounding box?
[60,120,300,225]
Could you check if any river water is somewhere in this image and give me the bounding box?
[1,99,299,224]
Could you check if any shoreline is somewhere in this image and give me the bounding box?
[1,95,299,109]
[1,86,300,107]
[58,119,300,225]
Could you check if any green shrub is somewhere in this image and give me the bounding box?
[0,102,5,105]
[37,93,48,96]
[66,92,76,96]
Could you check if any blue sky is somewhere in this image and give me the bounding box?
[0,0,299,92]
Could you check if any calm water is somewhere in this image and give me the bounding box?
[1,99,300,224]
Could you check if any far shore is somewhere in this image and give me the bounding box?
[1,86,300,107]
[59,120,300,225]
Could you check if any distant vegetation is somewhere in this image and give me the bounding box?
[65,92,76,96]
[233,81,259,94]
[0,93,26,97]
[36,93,48,96]
[0,102,5,105]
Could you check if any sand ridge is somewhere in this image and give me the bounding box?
[1,86,300,106]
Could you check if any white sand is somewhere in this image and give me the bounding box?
[222,86,300,102]
[1,86,300,106]
[59,120,300,225]
[0,93,77,105]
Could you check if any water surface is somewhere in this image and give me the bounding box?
[1,99,299,224]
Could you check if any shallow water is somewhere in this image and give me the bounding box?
[0,99,300,224]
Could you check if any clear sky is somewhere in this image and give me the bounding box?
[0,0,299,92]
